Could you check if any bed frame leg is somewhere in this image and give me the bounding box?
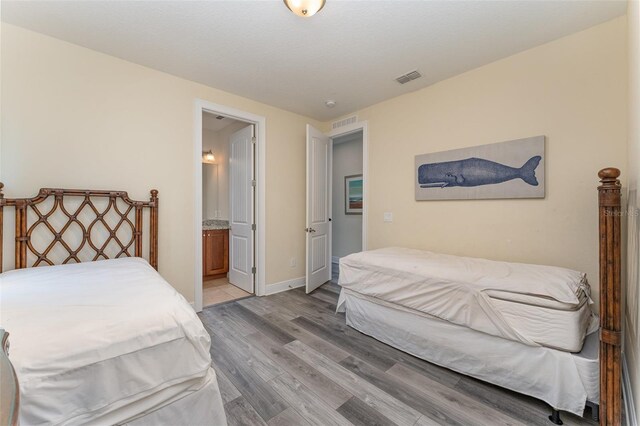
[548,409,563,425]
[590,403,599,422]
[584,401,599,421]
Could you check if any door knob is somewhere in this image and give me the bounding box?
[305,227,316,233]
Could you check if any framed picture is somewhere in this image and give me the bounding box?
[415,135,545,201]
[345,174,363,215]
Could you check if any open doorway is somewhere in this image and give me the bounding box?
[305,122,368,293]
[330,130,364,283]
[194,100,266,312]
[201,112,255,307]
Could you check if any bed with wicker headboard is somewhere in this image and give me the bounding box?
[0,183,227,426]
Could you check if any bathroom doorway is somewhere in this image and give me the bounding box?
[201,111,255,307]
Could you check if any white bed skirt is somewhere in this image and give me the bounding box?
[122,368,227,426]
[341,290,598,416]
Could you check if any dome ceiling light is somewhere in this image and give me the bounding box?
[283,0,326,17]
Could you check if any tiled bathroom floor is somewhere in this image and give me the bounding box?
[203,277,252,307]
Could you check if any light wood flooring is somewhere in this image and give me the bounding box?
[203,277,252,307]
[198,283,597,426]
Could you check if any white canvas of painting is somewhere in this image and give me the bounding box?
[415,136,545,201]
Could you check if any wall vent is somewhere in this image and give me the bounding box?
[332,115,358,130]
[395,70,422,84]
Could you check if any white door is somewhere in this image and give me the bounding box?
[229,124,255,293]
[306,124,332,293]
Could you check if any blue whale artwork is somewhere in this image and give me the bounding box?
[418,156,542,188]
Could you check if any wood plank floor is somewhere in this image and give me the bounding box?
[198,282,597,426]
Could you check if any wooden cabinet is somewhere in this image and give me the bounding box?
[203,229,229,279]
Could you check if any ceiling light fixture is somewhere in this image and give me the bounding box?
[283,0,326,17]
[325,100,336,108]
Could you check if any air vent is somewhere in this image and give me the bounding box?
[395,70,422,84]
[332,115,358,130]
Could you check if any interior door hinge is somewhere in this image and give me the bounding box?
[251,137,256,144]
[252,266,256,274]
[251,179,256,187]
[251,224,256,231]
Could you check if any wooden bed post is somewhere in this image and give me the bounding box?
[134,205,143,258]
[598,167,622,426]
[150,189,159,270]
[14,200,27,270]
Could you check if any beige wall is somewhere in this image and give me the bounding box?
[625,0,640,421]
[0,17,629,314]
[0,24,321,300]
[334,17,627,310]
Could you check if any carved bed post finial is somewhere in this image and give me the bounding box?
[598,167,621,184]
[149,189,159,270]
[598,167,622,426]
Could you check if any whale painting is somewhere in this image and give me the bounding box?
[415,136,545,200]
[418,156,541,188]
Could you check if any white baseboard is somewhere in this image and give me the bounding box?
[264,277,305,295]
[332,256,341,264]
[624,353,638,426]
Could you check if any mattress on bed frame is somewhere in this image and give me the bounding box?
[339,247,597,352]
[340,289,598,417]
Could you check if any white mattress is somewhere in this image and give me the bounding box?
[0,258,217,425]
[338,247,597,352]
[340,289,599,416]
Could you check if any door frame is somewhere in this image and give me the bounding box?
[193,99,266,312]
[327,121,369,254]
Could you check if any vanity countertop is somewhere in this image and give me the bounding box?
[203,219,230,230]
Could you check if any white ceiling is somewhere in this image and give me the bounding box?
[1,1,626,121]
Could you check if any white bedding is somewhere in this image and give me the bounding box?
[338,247,597,352]
[341,289,598,416]
[0,258,222,425]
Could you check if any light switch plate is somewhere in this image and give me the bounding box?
[383,212,393,222]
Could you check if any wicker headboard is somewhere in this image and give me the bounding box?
[0,183,158,272]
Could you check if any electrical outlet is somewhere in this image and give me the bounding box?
[383,212,393,222]
[289,257,297,268]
